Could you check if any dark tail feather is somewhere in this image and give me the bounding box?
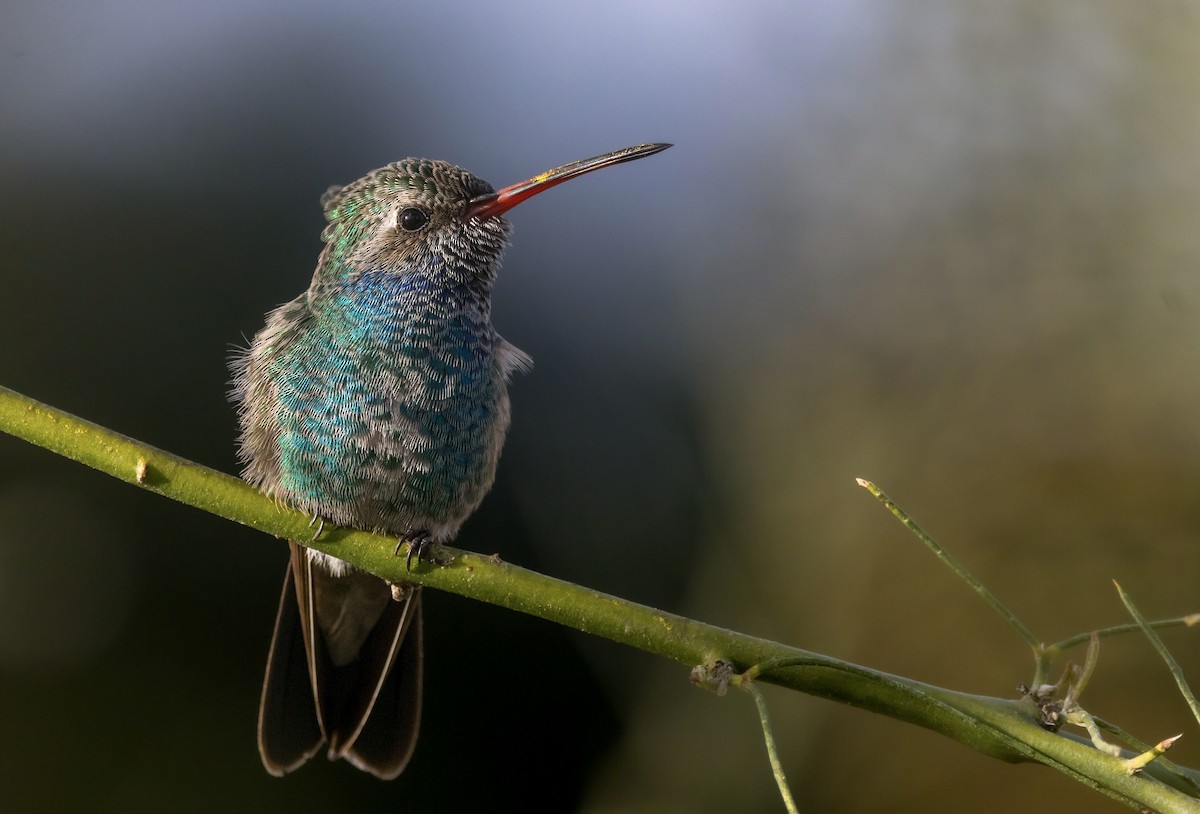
[257,558,323,775]
[339,592,423,778]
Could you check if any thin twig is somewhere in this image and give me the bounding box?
[1046,615,1200,659]
[1115,581,1200,729]
[744,683,799,814]
[856,479,1040,649]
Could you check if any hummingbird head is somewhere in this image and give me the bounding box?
[313,143,672,288]
[318,159,509,287]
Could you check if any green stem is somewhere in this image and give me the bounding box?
[857,479,1041,649]
[743,683,798,814]
[1046,616,1200,660]
[1116,582,1200,730]
[2,384,1200,812]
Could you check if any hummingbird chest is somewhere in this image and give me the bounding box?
[239,284,513,539]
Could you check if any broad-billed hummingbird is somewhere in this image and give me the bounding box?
[231,143,671,778]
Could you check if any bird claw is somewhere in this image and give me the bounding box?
[308,514,326,541]
[396,531,435,572]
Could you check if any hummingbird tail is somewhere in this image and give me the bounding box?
[257,543,423,779]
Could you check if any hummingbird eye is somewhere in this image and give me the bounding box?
[398,207,429,232]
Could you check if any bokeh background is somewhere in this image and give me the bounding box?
[3,1,1200,811]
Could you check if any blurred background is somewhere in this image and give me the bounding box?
[3,1,1200,811]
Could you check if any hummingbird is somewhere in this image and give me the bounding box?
[231,143,671,778]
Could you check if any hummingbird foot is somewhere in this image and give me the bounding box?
[308,514,326,540]
[395,530,436,572]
